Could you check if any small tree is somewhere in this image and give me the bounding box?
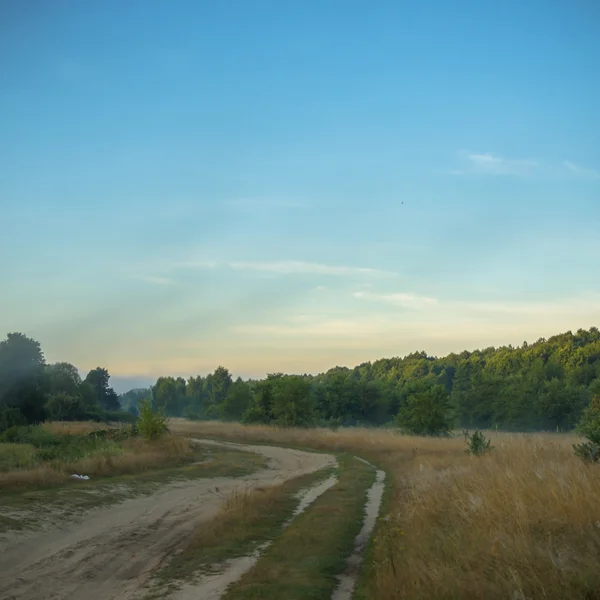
[464,429,494,456]
[137,398,169,441]
[573,395,600,463]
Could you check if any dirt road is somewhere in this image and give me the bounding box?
[0,440,335,600]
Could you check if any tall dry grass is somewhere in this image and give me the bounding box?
[0,436,192,491]
[172,420,600,600]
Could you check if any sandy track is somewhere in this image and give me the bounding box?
[0,440,335,600]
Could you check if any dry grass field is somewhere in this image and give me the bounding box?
[170,420,600,600]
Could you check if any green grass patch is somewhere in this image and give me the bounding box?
[150,465,336,593]
[223,455,375,600]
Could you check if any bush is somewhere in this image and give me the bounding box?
[0,424,128,463]
[573,440,600,463]
[0,424,57,447]
[0,407,27,433]
[137,399,169,441]
[573,395,600,463]
[45,393,87,421]
[464,429,494,456]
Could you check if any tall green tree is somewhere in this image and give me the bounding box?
[46,362,82,396]
[243,374,280,424]
[0,333,47,422]
[84,367,120,411]
[221,377,252,421]
[153,377,186,416]
[271,375,314,427]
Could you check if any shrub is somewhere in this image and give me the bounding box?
[137,399,169,441]
[0,424,57,447]
[573,395,600,463]
[464,429,494,456]
[0,424,128,463]
[0,407,27,433]
[45,393,87,421]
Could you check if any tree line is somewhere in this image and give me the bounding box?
[2,327,600,434]
[126,327,600,433]
[0,333,132,430]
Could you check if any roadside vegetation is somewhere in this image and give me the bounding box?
[224,455,374,600]
[0,418,267,489]
[146,465,338,598]
[0,422,191,490]
[173,420,600,600]
[144,454,375,600]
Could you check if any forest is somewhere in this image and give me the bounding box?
[1,327,599,434]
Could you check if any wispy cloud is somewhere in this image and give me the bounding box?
[223,197,308,209]
[464,294,600,317]
[447,152,600,181]
[170,260,218,269]
[229,293,600,346]
[450,152,538,176]
[134,275,175,286]
[352,288,600,317]
[353,290,438,309]
[169,259,395,278]
[233,318,390,338]
[227,261,396,278]
[563,161,600,180]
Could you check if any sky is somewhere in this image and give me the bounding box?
[1,1,599,392]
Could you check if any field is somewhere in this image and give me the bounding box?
[1,420,599,600]
[170,420,600,600]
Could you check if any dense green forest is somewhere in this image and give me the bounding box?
[1,327,599,433]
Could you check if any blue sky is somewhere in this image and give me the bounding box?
[1,1,599,390]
